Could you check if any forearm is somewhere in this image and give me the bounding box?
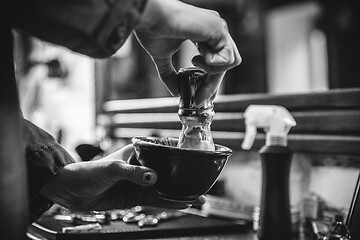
[11,0,147,58]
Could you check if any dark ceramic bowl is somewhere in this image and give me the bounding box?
[131,136,232,202]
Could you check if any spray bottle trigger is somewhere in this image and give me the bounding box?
[241,125,257,150]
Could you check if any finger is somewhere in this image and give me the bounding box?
[127,151,141,166]
[210,90,218,101]
[107,161,157,186]
[205,9,220,17]
[194,19,235,66]
[229,34,242,66]
[153,58,179,96]
[194,72,225,107]
[197,41,234,66]
[102,144,133,161]
[192,55,218,73]
[191,195,207,207]
[192,41,240,73]
[193,28,241,68]
[192,55,232,74]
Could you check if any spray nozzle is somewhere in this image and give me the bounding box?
[241,105,296,150]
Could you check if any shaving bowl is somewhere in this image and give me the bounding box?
[131,136,232,202]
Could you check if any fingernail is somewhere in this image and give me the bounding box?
[143,172,156,184]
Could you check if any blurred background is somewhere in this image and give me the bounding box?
[13,0,359,228]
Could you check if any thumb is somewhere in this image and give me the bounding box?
[153,58,179,96]
[194,72,225,107]
[106,161,158,186]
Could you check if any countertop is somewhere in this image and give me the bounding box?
[27,208,311,240]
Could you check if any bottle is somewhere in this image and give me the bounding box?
[241,105,297,240]
[177,66,215,151]
[327,215,351,240]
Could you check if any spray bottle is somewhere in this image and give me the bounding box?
[242,105,296,240]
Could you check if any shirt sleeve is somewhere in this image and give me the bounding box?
[11,0,148,58]
[21,117,76,222]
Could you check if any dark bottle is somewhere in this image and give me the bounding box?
[258,145,293,240]
[327,215,351,240]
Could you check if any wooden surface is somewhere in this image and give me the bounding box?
[103,88,360,113]
[102,88,360,156]
[107,110,360,134]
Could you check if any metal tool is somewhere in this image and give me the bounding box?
[137,211,186,227]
